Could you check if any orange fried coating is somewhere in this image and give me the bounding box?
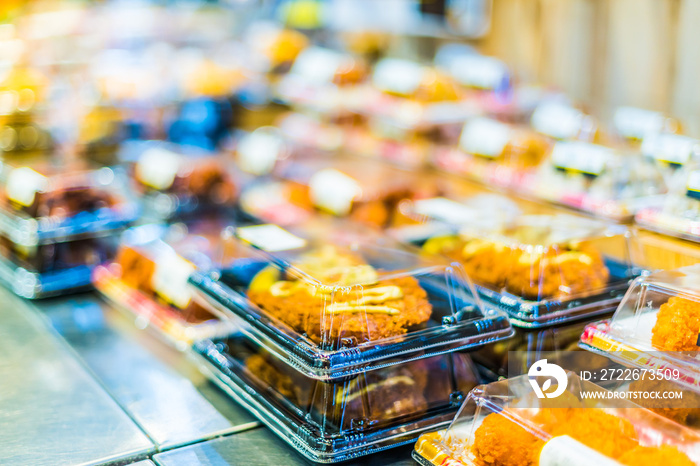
[116,246,156,294]
[547,409,638,460]
[618,445,695,466]
[630,378,700,426]
[652,296,700,351]
[248,276,432,346]
[471,413,543,466]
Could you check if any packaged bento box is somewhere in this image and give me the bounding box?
[418,213,640,327]
[581,264,700,392]
[413,373,700,466]
[432,116,550,190]
[189,222,513,380]
[0,236,117,299]
[92,220,240,348]
[527,141,666,221]
[193,332,482,463]
[635,165,700,242]
[239,154,438,228]
[0,160,138,246]
[129,143,239,218]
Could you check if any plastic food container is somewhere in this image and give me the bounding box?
[0,161,138,247]
[581,264,700,383]
[189,223,513,380]
[193,332,482,463]
[635,166,700,242]
[0,236,117,299]
[239,154,439,228]
[275,46,369,117]
[413,373,700,466]
[472,318,613,379]
[418,213,640,328]
[612,106,680,143]
[527,141,666,221]
[130,143,239,218]
[431,116,550,190]
[93,221,240,348]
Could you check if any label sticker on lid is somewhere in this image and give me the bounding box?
[151,251,195,309]
[686,171,700,201]
[136,148,181,190]
[237,127,285,176]
[372,58,426,96]
[459,117,511,158]
[550,141,611,176]
[531,102,585,140]
[309,168,362,216]
[237,224,307,252]
[412,197,479,224]
[642,133,699,166]
[6,167,48,207]
[613,106,666,140]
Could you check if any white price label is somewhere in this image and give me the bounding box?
[237,224,307,252]
[151,251,195,309]
[309,168,362,216]
[459,117,511,158]
[540,436,623,466]
[291,47,346,86]
[687,171,700,194]
[237,127,285,176]
[531,102,585,140]
[613,106,666,140]
[550,141,611,176]
[447,54,509,90]
[372,58,426,96]
[6,167,48,207]
[642,133,699,166]
[136,148,181,190]
[412,197,480,224]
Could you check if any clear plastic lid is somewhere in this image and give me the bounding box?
[612,106,680,143]
[0,236,117,299]
[361,58,478,129]
[239,154,438,228]
[432,116,550,189]
[189,222,512,380]
[528,141,666,221]
[635,166,700,242]
[581,264,700,378]
[92,220,241,347]
[413,373,700,466]
[418,213,639,327]
[194,332,481,463]
[275,46,369,115]
[0,160,138,246]
[129,143,240,218]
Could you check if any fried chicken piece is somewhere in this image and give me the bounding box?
[471,413,543,466]
[618,445,695,466]
[652,296,700,351]
[116,246,156,294]
[248,275,432,346]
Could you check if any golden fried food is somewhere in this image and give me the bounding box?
[424,235,609,301]
[471,413,543,466]
[652,296,700,351]
[630,378,700,427]
[618,445,695,466]
[247,247,432,346]
[548,409,638,459]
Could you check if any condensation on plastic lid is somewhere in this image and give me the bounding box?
[237,224,307,252]
[539,435,623,466]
